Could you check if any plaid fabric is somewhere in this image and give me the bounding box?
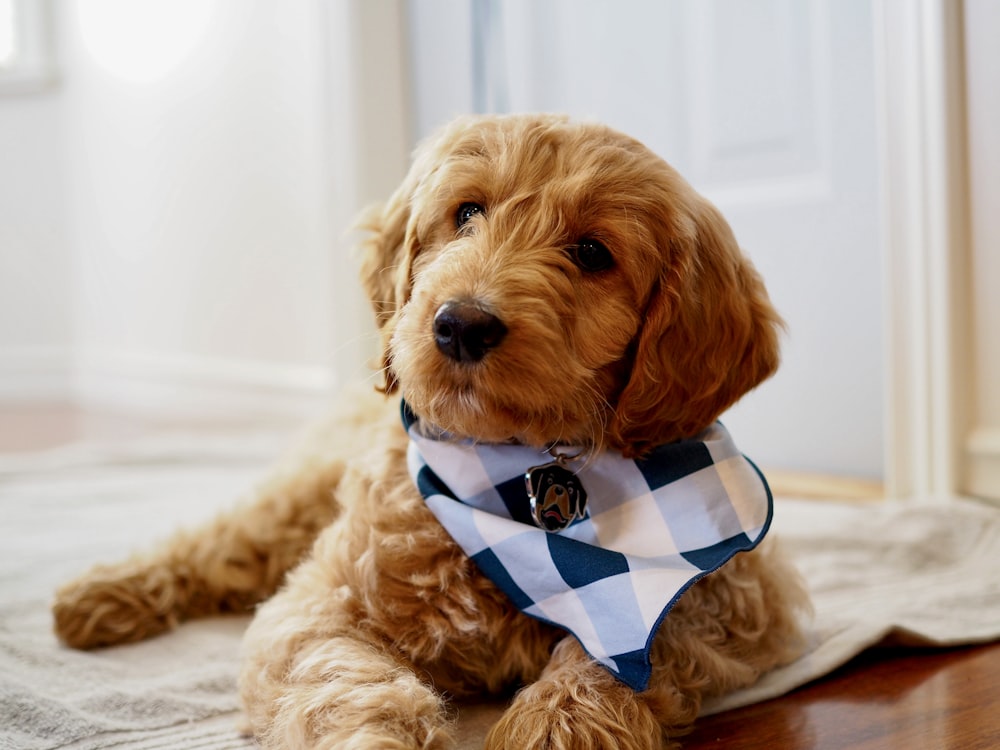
[403,402,773,691]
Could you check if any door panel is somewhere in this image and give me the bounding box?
[406,0,883,478]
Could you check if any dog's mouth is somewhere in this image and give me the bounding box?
[540,505,571,530]
[404,386,540,445]
[394,338,616,448]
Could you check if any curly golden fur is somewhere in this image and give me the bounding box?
[53,114,809,749]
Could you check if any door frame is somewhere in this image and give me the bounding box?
[876,0,972,501]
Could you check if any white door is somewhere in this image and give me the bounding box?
[406,0,883,480]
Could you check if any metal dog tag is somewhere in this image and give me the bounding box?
[526,462,588,532]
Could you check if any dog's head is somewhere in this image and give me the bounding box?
[360,114,781,456]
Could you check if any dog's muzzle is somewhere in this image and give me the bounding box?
[433,300,507,363]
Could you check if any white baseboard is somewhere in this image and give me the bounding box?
[0,347,341,421]
[76,349,339,421]
[966,428,1000,504]
[0,347,76,402]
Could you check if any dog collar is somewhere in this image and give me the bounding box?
[402,401,773,691]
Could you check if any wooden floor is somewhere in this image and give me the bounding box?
[3,402,999,749]
[686,643,1000,749]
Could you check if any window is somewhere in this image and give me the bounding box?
[0,0,16,69]
[0,0,56,93]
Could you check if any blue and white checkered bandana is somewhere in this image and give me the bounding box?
[403,402,773,691]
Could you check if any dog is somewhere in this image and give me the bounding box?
[53,114,809,749]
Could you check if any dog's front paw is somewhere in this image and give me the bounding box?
[485,675,666,750]
[485,637,668,750]
[241,597,456,750]
[53,561,181,648]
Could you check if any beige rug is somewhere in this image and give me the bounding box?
[2,433,998,749]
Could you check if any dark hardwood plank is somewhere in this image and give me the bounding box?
[686,643,1000,749]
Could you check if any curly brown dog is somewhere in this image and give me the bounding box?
[54,114,809,749]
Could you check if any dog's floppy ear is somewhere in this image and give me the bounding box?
[358,182,415,329]
[357,186,413,393]
[358,134,442,393]
[609,197,782,456]
[358,116,486,392]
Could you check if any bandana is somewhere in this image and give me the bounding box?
[403,402,772,691]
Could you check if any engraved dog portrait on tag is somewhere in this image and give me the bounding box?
[526,463,588,532]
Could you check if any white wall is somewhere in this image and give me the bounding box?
[0,0,408,418]
[0,74,73,398]
[1,1,988,494]
[67,1,337,412]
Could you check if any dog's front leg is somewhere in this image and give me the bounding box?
[485,637,669,750]
[52,458,346,649]
[239,557,453,750]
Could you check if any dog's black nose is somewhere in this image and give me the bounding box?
[433,301,507,363]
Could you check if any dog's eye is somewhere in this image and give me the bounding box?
[455,202,485,229]
[569,239,613,272]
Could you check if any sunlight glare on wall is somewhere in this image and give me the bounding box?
[77,0,214,83]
